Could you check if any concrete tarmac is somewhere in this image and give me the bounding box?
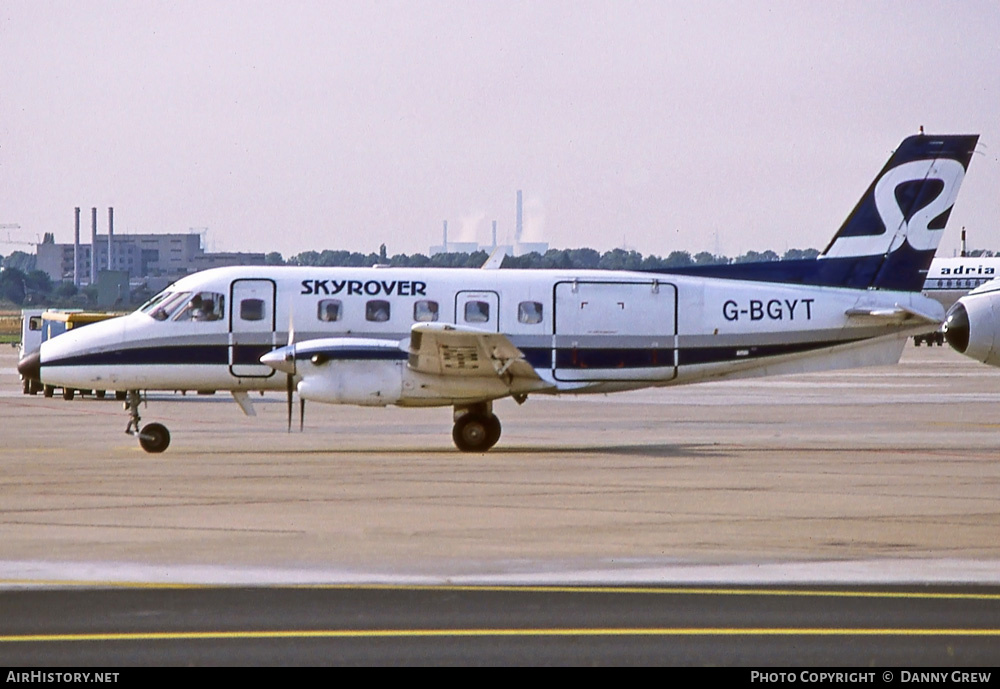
[2,343,999,585]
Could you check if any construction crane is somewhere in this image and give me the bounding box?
[0,224,39,247]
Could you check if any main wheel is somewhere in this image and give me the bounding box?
[453,413,500,452]
[138,423,170,454]
[43,384,54,398]
[62,387,75,401]
[115,390,128,401]
[484,414,502,448]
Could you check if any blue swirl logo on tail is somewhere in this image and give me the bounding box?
[824,156,967,257]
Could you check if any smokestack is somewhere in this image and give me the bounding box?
[515,190,523,244]
[961,227,967,257]
[90,207,97,285]
[74,207,80,287]
[443,220,448,250]
[108,207,114,271]
[492,220,497,248]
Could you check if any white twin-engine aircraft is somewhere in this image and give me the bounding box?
[19,134,979,453]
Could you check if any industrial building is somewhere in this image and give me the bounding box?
[429,190,548,257]
[34,207,265,285]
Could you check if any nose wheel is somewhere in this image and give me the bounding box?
[124,391,171,453]
[138,422,170,453]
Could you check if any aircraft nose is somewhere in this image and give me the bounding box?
[260,346,296,375]
[17,351,41,381]
[943,302,970,353]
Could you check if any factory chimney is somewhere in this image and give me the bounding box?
[492,220,497,248]
[515,190,523,244]
[90,207,97,285]
[107,207,114,271]
[443,220,448,251]
[73,208,80,287]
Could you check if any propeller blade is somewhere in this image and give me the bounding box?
[286,302,296,432]
[299,397,305,432]
[286,372,294,433]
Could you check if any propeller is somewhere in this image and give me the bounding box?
[260,305,306,433]
[285,305,303,432]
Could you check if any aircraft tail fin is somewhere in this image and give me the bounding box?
[819,133,979,290]
[656,133,979,291]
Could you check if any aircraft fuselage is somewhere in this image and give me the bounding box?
[37,264,942,402]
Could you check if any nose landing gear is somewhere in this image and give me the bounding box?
[124,390,171,453]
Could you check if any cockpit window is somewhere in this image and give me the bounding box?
[173,292,225,322]
[146,292,191,321]
[139,291,172,315]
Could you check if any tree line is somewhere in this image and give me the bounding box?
[269,246,821,270]
[6,243,998,308]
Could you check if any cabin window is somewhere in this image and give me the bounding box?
[173,292,225,322]
[366,300,390,322]
[28,316,42,331]
[464,300,490,323]
[240,298,266,322]
[317,299,342,322]
[413,300,439,322]
[518,301,543,324]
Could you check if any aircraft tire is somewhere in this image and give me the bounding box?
[96,390,106,399]
[453,413,499,452]
[43,384,54,398]
[138,423,170,454]
[484,414,502,449]
[22,378,29,394]
[62,388,75,401]
[115,390,128,401]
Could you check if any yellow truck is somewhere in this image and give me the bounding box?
[19,309,124,399]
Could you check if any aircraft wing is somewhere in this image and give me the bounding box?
[407,323,543,383]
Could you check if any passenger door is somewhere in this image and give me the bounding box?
[229,278,277,378]
[455,291,500,332]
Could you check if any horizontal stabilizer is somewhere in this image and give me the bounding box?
[845,303,943,325]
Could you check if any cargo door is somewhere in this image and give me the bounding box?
[553,280,677,382]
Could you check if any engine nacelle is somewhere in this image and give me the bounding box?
[297,359,404,406]
[944,286,1000,367]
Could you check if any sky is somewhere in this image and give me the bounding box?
[2,1,999,260]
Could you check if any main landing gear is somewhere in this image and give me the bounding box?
[124,390,171,453]
[452,401,502,452]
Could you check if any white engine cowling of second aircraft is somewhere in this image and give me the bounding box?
[944,290,1000,367]
[296,359,404,406]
